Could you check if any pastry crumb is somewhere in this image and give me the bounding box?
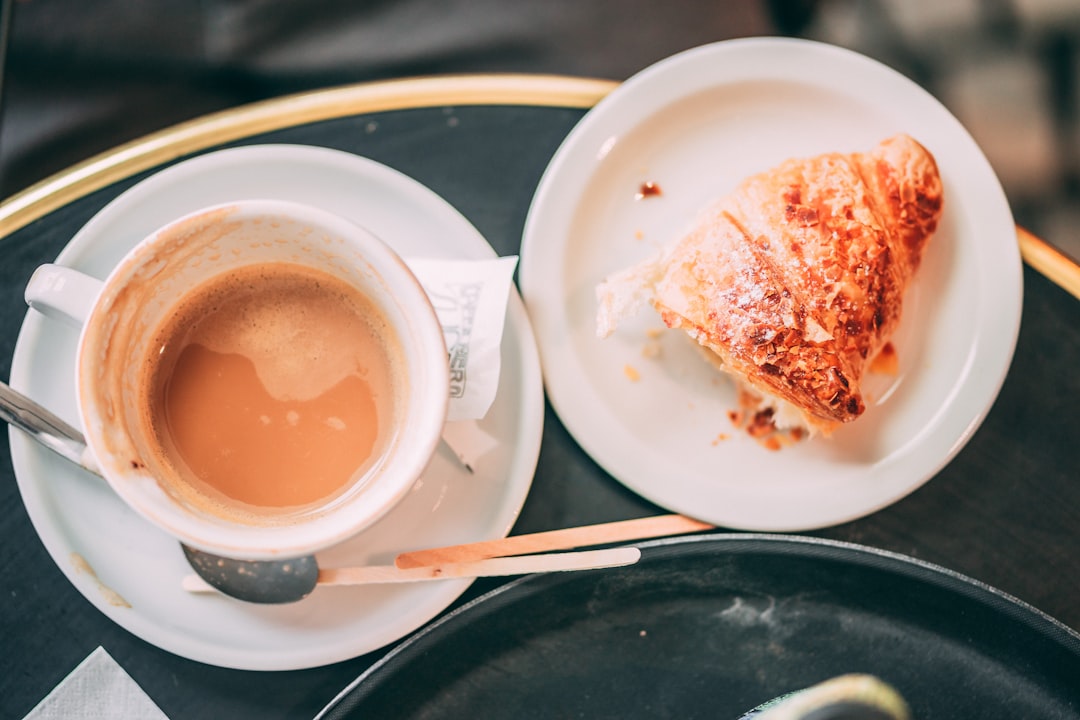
[761,436,783,451]
[728,389,809,450]
[623,364,641,382]
[635,181,663,200]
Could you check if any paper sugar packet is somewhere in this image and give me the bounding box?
[408,255,518,423]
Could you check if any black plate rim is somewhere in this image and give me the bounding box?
[315,532,1080,718]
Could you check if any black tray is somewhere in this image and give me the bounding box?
[317,534,1080,719]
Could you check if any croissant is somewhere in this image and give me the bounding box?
[596,134,944,438]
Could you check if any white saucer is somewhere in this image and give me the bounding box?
[519,38,1022,531]
[9,144,544,670]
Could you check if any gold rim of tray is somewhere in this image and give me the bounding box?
[0,73,1075,299]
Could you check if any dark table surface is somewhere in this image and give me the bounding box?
[1,76,1078,720]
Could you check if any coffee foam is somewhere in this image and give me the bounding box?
[138,262,407,524]
[165,263,395,402]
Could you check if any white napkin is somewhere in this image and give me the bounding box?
[23,647,168,720]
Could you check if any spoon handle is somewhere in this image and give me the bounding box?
[183,546,641,593]
[0,380,97,473]
[395,514,712,568]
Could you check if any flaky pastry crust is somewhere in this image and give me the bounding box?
[598,134,944,434]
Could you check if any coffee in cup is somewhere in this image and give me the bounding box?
[142,260,402,519]
[26,199,449,559]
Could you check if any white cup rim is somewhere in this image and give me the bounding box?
[74,199,449,559]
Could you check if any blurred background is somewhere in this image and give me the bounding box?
[0,0,1077,259]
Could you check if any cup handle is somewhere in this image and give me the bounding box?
[25,264,104,328]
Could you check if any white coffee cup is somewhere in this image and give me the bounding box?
[25,199,449,560]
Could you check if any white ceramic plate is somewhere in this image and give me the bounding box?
[519,38,1021,531]
[9,144,544,670]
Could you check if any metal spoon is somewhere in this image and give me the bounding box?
[181,545,319,603]
[0,380,99,475]
[0,379,319,603]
